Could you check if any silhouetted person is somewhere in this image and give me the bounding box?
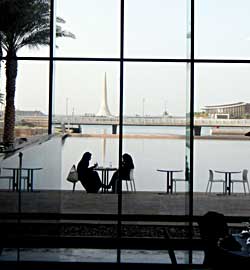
[198,211,242,269]
[77,152,106,193]
[108,153,134,193]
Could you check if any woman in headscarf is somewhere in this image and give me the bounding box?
[77,152,107,193]
[108,153,134,193]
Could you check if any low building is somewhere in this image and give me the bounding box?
[201,102,250,119]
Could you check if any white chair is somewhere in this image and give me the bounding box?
[122,169,136,192]
[172,176,186,193]
[0,175,14,190]
[0,168,24,191]
[231,169,250,194]
[206,169,225,193]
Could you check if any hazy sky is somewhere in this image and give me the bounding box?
[1,0,250,116]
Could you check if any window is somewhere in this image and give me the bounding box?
[1,0,250,268]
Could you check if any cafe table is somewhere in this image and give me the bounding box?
[157,169,183,194]
[95,166,117,193]
[215,170,241,195]
[3,167,42,191]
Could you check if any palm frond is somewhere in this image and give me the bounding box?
[0,93,4,105]
[0,0,75,53]
[56,17,66,24]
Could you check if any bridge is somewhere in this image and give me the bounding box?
[52,116,250,135]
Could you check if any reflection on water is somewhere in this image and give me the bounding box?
[80,125,212,136]
[62,126,250,193]
[0,126,247,193]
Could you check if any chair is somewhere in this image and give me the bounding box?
[231,169,250,194]
[122,168,136,192]
[172,177,186,193]
[206,169,225,193]
[0,175,14,190]
[0,168,18,190]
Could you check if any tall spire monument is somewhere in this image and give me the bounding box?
[96,72,112,117]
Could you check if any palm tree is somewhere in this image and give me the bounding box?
[0,40,2,105]
[0,0,75,145]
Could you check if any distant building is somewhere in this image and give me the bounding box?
[15,110,46,117]
[201,102,250,119]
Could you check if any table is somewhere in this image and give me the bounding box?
[95,166,117,193]
[157,169,183,194]
[215,170,241,195]
[3,167,42,191]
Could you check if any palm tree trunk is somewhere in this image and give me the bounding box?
[0,40,2,97]
[3,49,17,145]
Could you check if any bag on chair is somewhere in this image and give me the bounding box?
[67,165,78,183]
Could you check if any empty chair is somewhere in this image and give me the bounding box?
[231,169,250,194]
[0,174,14,190]
[172,176,186,193]
[122,168,136,192]
[0,168,29,191]
[206,169,225,193]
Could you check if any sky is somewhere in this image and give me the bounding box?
[1,0,250,116]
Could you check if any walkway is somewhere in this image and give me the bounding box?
[0,190,249,217]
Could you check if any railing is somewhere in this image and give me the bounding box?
[52,115,250,127]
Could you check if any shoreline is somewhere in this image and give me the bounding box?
[69,133,250,140]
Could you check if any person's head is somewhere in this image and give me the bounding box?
[82,152,92,161]
[122,153,134,169]
[199,211,229,241]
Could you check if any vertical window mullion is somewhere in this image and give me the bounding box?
[117,0,125,264]
[48,0,56,134]
[188,0,195,264]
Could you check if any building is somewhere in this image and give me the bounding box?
[202,102,250,119]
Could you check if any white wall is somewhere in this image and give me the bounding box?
[0,136,62,190]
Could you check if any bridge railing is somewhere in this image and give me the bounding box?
[52,115,250,127]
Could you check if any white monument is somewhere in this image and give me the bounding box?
[96,72,112,117]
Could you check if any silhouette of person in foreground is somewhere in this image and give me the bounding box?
[198,211,242,269]
[77,152,107,193]
[108,153,134,193]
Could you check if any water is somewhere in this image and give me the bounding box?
[0,125,248,193]
[62,125,250,193]
[81,124,211,136]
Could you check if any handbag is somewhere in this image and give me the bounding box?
[67,165,78,183]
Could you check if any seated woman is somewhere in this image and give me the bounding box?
[108,153,134,193]
[77,151,107,193]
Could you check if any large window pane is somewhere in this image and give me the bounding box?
[55,0,120,58]
[0,61,49,141]
[194,63,250,218]
[195,0,250,59]
[125,0,188,59]
[121,62,189,263]
[54,61,119,207]
[0,1,50,58]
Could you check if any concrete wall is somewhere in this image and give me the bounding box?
[0,136,62,190]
